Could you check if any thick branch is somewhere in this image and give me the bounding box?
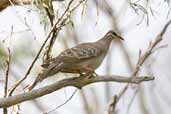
[0,75,154,108]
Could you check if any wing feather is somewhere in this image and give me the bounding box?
[41,43,101,68]
[59,43,101,62]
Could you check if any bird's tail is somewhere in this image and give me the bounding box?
[28,63,63,90]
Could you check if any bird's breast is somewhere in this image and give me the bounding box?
[82,53,106,70]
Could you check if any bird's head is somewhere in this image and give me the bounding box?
[105,30,124,40]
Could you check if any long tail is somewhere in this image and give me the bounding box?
[28,63,63,90]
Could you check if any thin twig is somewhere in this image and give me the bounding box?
[43,0,54,26]
[43,89,78,114]
[3,48,11,114]
[3,26,13,114]
[43,0,84,62]
[43,0,74,61]
[8,25,53,96]
[8,0,83,96]
[108,95,117,114]
[108,20,171,113]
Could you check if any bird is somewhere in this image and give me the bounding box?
[28,30,124,90]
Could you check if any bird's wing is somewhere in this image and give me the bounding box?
[58,43,102,63]
[42,43,102,69]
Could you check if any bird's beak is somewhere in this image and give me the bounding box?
[116,34,124,40]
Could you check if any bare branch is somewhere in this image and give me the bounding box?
[0,75,154,108]
[108,20,171,113]
[43,89,78,114]
[3,48,11,114]
[43,0,75,62]
[3,26,13,114]
[8,0,83,96]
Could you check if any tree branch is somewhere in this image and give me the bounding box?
[8,0,82,96]
[0,75,154,108]
[108,19,171,113]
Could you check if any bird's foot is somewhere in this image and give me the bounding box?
[79,71,98,79]
[86,72,97,79]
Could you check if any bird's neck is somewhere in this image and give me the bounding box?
[97,35,113,52]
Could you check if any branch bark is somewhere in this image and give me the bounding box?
[0,75,154,108]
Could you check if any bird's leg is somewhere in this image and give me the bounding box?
[83,66,98,78]
[79,71,93,78]
[87,72,96,79]
[84,70,96,79]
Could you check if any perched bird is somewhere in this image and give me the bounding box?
[29,30,124,90]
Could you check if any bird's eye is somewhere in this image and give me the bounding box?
[108,31,116,35]
[112,32,116,35]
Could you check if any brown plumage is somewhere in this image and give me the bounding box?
[28,30,124,90]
